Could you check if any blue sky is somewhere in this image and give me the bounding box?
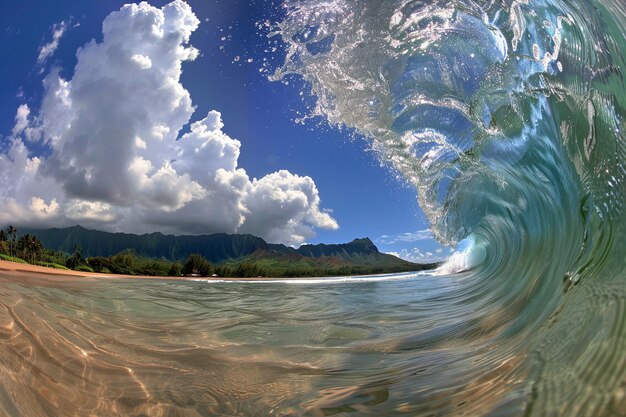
[0,0,452,262]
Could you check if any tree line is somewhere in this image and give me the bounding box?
[0,226,45,264]
[0,226,264,277]
[0,225,434,278]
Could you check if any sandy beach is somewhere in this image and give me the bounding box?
[0,258,158,281]
[0,259,330,282]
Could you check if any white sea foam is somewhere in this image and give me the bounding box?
[435,237,486,275]
[189,271,433,284]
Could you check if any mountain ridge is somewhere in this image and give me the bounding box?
[16,226,434,272]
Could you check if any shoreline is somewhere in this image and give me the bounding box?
[0,259,293,281]
[0,259,163,281]
[0,259,427,283]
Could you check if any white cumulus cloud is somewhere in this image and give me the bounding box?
[11,105,42,141]
[11,105,30,136]
[38,21,69,65]
[241,170,339,244]
[0,1,337,246]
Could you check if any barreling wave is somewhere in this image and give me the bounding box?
[273,0,626,415]
[0,1,625,416]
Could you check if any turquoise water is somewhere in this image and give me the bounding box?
[1,0,626,415]
[270,0,626,415]
[0,265,623,416]
[0,271,567,416]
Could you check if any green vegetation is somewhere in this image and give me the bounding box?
[182,254,212,276]
[16,233,44,264]
[35,262,69,270]
[0,254,29,264]
[168,263,182,277]
[87,251,178,276]
[19,225,268,263]
[0,226,184,276]
[65,245,84,270]
[217,250,434,278]
[1,225,439,278]
[0,241,8,256]
[0,226,45,265]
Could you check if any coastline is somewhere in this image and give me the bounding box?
[0,258,158,281]
[0,259,425,282]
[0,259,256,282]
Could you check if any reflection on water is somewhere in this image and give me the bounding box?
[0,270,537,417]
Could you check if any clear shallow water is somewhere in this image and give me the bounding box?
[2,0,626,415]
[0,271,552,416]
[0,267,624,416]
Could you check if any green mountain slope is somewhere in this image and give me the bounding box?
[17,226,438,275]
[19,225,267,263]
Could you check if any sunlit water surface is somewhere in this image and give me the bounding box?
[1,265,624,417]
[0,270,559,417]
[2,0,626,415]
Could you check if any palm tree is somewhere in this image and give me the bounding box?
[0,230,8,255]
[66,245,83,269]
[17,234,43,264]
[6,226,16,257]
[29,235,42,264]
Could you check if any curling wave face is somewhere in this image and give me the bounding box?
[0,1,625,416]
[273,0,626,414]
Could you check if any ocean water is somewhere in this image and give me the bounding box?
[0,270,573,416]
[268,0,626,414]
[0,265,623,416]
[1,0,626,415]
